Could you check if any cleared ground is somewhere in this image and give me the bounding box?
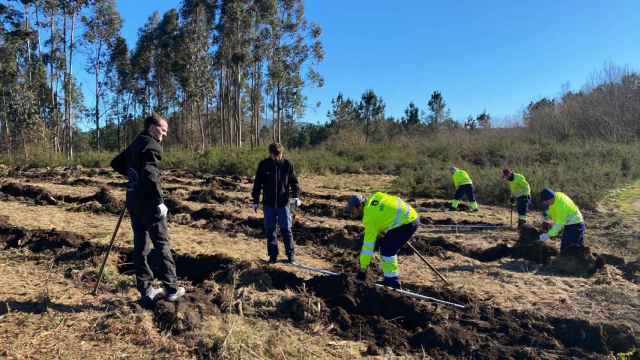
[0,165,638,359]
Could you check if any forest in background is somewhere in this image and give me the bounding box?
[1,0,640,209]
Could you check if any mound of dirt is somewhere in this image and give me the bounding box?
[275,294,328,325]
[299,203,349,219]
[164,196,191,215]
[203,176,242,191]
[71,201,104,213]
[0,222,86,253]
[510,224,559,264]
[188,189,230,204]
[64,178,98,186]
[191,207,225,222]
[623,261,640,284]
[437,225,559,264]
[421,217,502,227]
[0,182,58,205]
[306,273,638,357]
[77,187,122,214]
[153,290,219,335]
[545,246,602,277]
[301,191,350,202]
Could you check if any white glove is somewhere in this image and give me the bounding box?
[251,203,259,212]
[158,203,168,218]
[290,198,301,208]
[539,233,550,242]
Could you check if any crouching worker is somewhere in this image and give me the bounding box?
[538,188,585,253]
[345,192,419,288]
[111,113,185,304]
[450,166,479,212]
[502,168,531,227]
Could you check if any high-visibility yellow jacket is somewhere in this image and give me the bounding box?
[545,192,584,237]
[359,192,418,270]
[508,173,531,198]
[452,169,473,189]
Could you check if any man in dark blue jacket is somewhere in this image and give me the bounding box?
[111,113,185,303]
[251,143,301,264]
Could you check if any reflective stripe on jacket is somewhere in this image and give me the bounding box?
[359,192,418,270]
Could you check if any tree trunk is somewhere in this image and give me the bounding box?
[67,10,76,160]
[95,59,101,150]
[236,63,242,148]
[218,69,225,147]
[197,98,205,152]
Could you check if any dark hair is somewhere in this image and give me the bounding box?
[144,113,166,130]
[268,143,284,156]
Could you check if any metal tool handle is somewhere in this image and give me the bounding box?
[92,207,127,295]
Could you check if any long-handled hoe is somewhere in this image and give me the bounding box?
[92,207,127,295]
[405,241,449,285]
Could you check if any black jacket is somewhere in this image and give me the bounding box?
[111,131,164,207]
[252,158,300,208]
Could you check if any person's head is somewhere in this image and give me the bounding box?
[449,165,457,174]
[145,113,169,142]
[502,168,513,181]
[345,194,366,219]
[268,143,284,160]
[540,188,555,206]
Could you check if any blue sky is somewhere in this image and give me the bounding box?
[87,0,640,124]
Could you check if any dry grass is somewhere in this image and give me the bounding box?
[0,170,638,358]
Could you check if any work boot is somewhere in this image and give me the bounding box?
[286,254,296,264]
[518,219,527,227]
[383,277,401,289]
[146,286,165,301]
[267,256,278,264]
[166,287,186,302]
[469,208,479,213]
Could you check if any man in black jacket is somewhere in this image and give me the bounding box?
[111,113,185,303]
[251,143,301,264]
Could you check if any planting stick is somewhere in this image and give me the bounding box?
[93,207,127,295]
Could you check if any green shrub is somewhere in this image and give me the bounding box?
[1,131,638,210]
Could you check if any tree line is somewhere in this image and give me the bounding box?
[286,63,640,149]
[0,0,323,160]
[283,89,493,148]
[1,0,638,162]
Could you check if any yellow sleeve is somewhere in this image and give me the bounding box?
[359,225,379,271]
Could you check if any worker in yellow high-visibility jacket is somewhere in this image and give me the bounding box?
[450,166,479,212]
[345,192,419,288]
[502,168,531,226]
[538,188,586,253]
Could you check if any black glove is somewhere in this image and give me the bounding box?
[356,271,367,281]
[510,197,515,206]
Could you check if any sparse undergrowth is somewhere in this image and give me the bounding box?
[2,133,638,210]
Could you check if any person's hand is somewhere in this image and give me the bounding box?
[251,203,259,213]
[356,270,367,282]
[158,203,168,217]
[291,198,301,208]
[538,233,550,242]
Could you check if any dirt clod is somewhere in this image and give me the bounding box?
[188,189,230,204]
[153,291,217,335]
[546,246,601,277]
[0,182,58,205]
